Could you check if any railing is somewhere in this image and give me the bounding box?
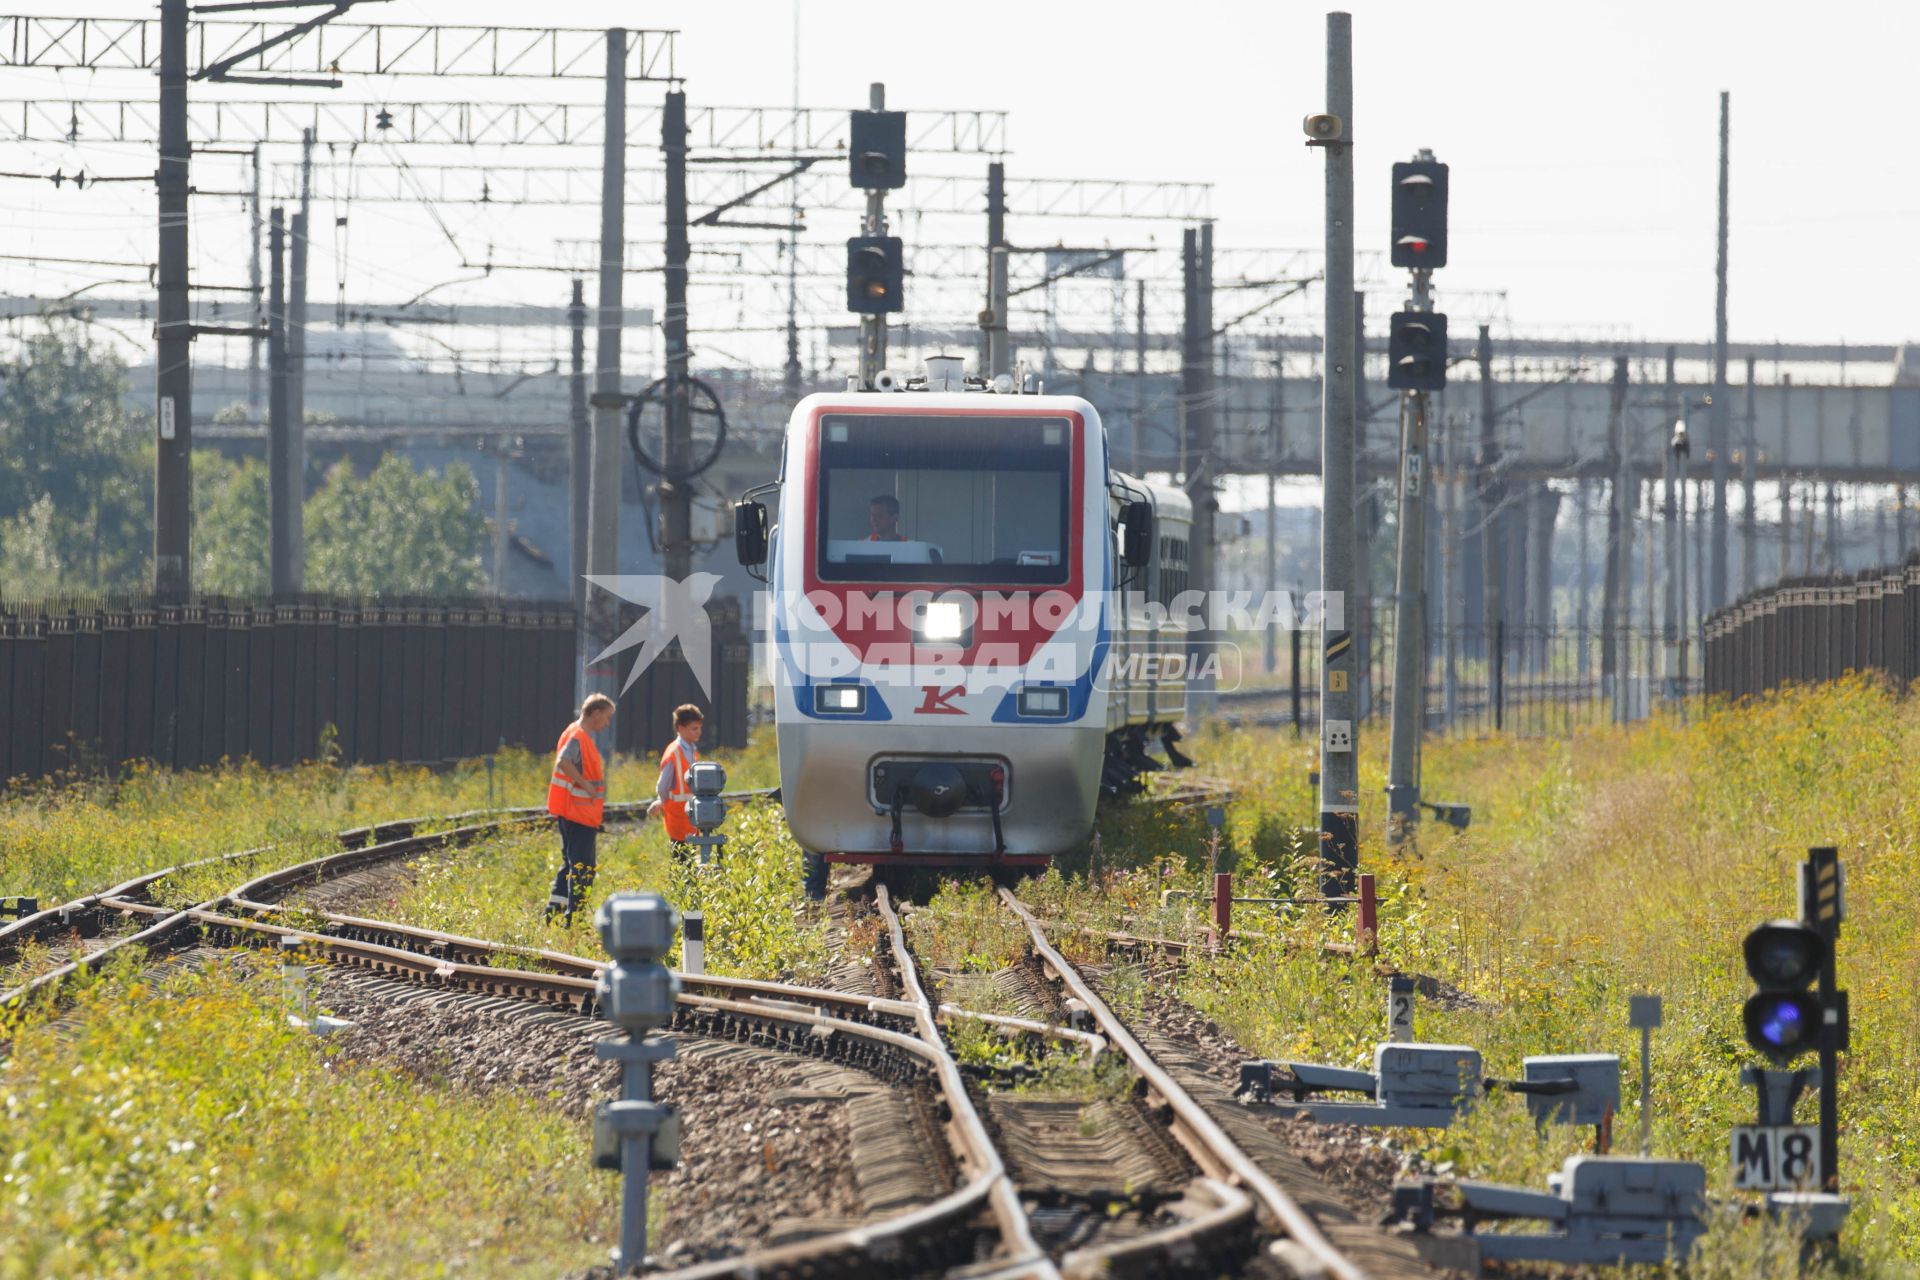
[1704,560,1920,700]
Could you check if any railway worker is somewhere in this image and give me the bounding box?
[867,493,908,541]
[646,703,705,862]
[544,693,614,926]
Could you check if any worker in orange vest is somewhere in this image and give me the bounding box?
[544,693,614,925]
[645,703,704,861]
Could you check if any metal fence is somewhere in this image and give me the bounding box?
[1705,560,1920,700]
[1221,623,1690,739]
[0,595,750,784]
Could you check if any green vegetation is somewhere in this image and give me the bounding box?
[0,322,490,599]
[0,748,669,908]
[0,323,148,596]
[0,954,612,1278]
[998,679,1919,1272]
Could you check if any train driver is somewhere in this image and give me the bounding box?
[867,494,908,541]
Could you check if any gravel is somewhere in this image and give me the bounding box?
[314,971,863,1268]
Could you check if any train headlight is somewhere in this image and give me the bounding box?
[814,683,868,715]
[1017,685,1069,718]
[920,600,965,642]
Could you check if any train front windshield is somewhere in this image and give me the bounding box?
[816,415,1073,585]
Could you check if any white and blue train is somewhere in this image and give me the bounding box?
[733,365,1193,891]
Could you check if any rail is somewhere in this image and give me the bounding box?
[999,887,1365,1280]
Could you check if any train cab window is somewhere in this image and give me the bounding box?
[816,415,1073,585]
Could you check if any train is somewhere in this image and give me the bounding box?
[732,359,1195,894]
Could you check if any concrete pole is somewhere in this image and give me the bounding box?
[1132,280,1147,470]
[986,246,1011,378]
[569,279,589,620]
[288,128,313,590]
[1386,259,1433,839]
[492,444,510,596]
[248,144,263,421]
[1575,479,1590,676]
[287,209,308,591]
[153,0,192,600]
[1265,328,1282,674]
[1709,91,1732,612]
[1742,355,1757,591]
[584,28,628,759]
[660,88,693,582]
[1604,356,1630,722]
[268,208,292,595]
[1353,290,1372,720]
[1824,483,1839,572]
[983,160,1007,377]
[1528,487,1558,674]
[1779,374,1793,580]
[858,83,890,387]
[1477,326,1500,677]
[1663,423,1680,700]
[1441,402,1460,727]
[1317,11,1359,895]
[1190,223,1217,715]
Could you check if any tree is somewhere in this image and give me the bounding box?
[0,322,149,593]
[305,454,487,596]
[193,453,269,597]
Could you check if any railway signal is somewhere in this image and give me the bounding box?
[849,107,907,189]
[1387,309,1448,391]
[847,234,904,314]
[1741,919,1827,1064]
[1390,159,1448,269]
[1384,148,1446,842]
[1732,847,1849,1201]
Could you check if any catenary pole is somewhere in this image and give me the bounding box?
[661,88,693,581]
[1710,91,1732,610]
[1317,11,1359,894]
[287,125,313,590]
[569,278,589,623]
[268,207,291,595]
[248,143,263,420]
[1477,325,1501,706]
[584,28,628,760]
[153,0,192,599]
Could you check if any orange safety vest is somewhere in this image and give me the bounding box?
[659,738,696,842]
[547,721,606,828]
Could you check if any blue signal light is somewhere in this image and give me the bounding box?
[1757,999,1805,1048]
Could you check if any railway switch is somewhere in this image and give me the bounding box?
[1511,1054,1620,1127]
[1387,1155,1708,1265]
[1241,1043,1484,1127]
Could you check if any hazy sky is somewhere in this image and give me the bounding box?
[8,0,1919,352]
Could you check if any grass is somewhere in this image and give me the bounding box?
[0,746,704,909]
[1029,677,1919,1273]
[0,952,614,1279]
[0,734,800,1276]
[1,733,781,908]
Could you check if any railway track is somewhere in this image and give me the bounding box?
[3,794,1380,1278]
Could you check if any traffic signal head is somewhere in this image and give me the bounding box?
[1387,310,1448,392]
[847,235,904,315]
[1390,160,1449,270]
[1742,919,1828,1064]
[849,110,907,190]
